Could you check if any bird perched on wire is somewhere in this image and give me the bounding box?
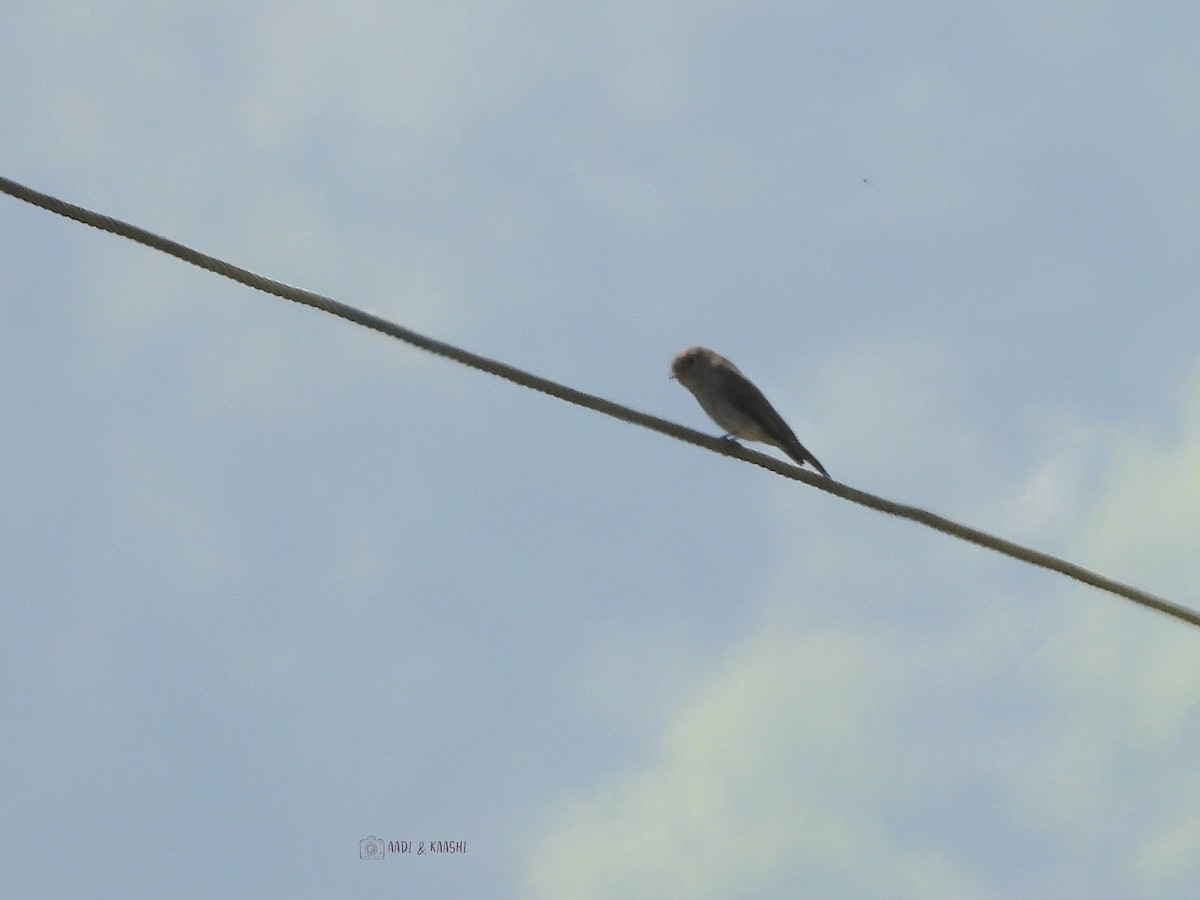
[670,346,829,477]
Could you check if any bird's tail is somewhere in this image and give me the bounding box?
[787,440,829,477]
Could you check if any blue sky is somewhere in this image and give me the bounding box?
[3,2,1200,898]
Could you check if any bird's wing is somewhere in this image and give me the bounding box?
[715,366,796,443]
[717,366,828,475]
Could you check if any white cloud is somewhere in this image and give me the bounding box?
[525,629,984,898]
[1011,365,1200,891]
[1080,374,1200,586]
[527,358,1200,898]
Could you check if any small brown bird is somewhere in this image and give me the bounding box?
[671,346,829,477]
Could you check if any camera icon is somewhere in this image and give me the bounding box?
[359,836,386,859]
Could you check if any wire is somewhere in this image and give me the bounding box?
[2,174,1195,629]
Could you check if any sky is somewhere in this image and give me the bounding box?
[2,2,1200,897]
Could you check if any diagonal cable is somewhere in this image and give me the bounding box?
[2,174,1195,628]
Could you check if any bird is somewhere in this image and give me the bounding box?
[670,346,829,477]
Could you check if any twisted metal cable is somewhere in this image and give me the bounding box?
[2,174,1194,628]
